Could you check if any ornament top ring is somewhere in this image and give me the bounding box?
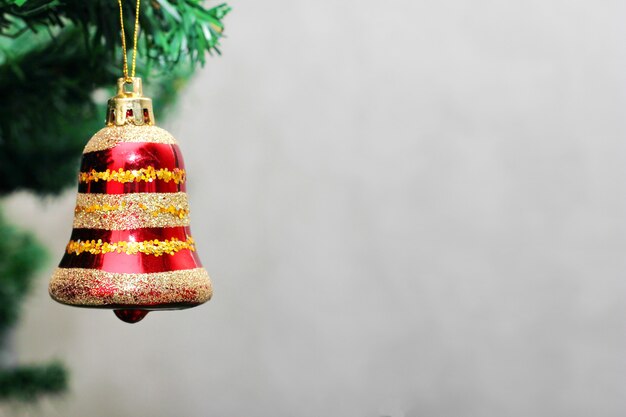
[107,77,155,127]
[48,77,212,323]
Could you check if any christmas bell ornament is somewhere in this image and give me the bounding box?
[49,0,212,323]
[48,77,212,323]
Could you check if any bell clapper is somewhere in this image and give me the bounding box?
[114,310,149,324]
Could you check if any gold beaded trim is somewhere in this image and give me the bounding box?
[77,203,122,213]
[49,267,212,307]
[66,237,195,256]
[151,205,188,218]
[73,192,190,230]
[79,167,185,184]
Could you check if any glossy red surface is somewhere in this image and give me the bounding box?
[78,143,186,194]
[58,227,202,273]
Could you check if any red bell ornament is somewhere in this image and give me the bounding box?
[49,78,212,323]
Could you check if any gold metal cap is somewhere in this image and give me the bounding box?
[106,77,155,126]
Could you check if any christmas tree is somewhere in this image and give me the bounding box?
[0,0,230,401]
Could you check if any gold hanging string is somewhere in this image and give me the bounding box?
[117,0,141,83]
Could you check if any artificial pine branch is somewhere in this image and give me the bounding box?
[0,209,47,330]
[0,211,67,401]
[0,0,231,68]
[0,29,110,194]
[0,362,67,401]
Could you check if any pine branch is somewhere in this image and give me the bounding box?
[0,362,67,401]
[0,28,113,194]
[0,0,231,70]
[0,209,47,332]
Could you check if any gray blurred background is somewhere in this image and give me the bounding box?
[4,0,626,416]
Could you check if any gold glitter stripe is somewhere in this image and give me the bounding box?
[73,192,190,230]
[49,267,212,307]
[79,166,185,184]
[66,237,195,256]
[84,125,178,153]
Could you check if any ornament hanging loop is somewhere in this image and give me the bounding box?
[118,77,143,97]
[117,0,141,81]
